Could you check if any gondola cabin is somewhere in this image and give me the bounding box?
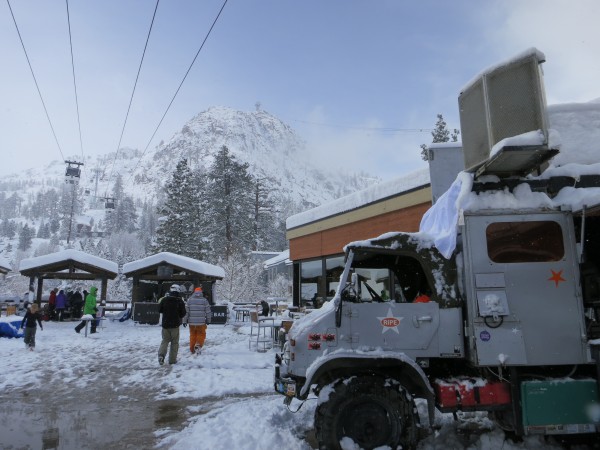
[65,161,83,185]
[104,197,115,210]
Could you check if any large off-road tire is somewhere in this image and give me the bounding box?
[315,376,419,450]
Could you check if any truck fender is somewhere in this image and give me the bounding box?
[301,351,436,426]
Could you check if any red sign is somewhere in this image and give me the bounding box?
[381,317,400,327]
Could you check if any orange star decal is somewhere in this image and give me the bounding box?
[548,269,566,287]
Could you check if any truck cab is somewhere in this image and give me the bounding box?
[274,49,600,449]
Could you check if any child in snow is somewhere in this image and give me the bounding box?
[21,303,43,350]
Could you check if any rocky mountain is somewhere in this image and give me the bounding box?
[2,106,380,216]
[131,106,379,209]
[0,107,381,294]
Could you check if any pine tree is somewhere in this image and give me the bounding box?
[420,114,461,161]
[203,146,254,259]
[58,183,82,242]
[138,200,158,252]
[49,218,60,235]
[36,220,49,238]
[1,219,17,238]
[251,177,283,251]
[104,174,138,234]
[18,224,34,251]
[153,159,203,259]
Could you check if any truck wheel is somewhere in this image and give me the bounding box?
[315,376,419,450]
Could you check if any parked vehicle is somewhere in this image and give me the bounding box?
[274,49,600,449]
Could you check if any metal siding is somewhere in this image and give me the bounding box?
[464,212,587,366]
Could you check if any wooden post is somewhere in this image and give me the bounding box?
[36,277,43,305]
[100,277,108,301]
[131,277,140,304]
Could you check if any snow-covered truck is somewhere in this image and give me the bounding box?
[274,49,600,449]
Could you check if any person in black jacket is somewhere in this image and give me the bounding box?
[157,284,187,365]
[70,287,84,319]
[21,303,43,350]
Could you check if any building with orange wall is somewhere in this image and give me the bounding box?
[286,167,433,307]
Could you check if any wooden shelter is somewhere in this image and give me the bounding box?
[0,259,10,277]
[122,252,225,304]
[19,249,118,303]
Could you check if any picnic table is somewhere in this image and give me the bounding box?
[232,303,256,322]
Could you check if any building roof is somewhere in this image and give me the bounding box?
[263,250,291,269]
[286,167,430,231]
[122,252,225,279]
[19,249,118,278]
[0,257,11,274]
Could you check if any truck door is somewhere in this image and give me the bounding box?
[464,212,588,366]
[349,301,441,356]
[347,265,442,357]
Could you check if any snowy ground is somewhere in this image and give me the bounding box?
[0,314,589,450]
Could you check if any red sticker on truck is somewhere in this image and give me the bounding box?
[377,308,403,334]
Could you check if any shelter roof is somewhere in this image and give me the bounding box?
[263,250,291,269]
[122,252,224,279]
[19,249,118,278]
[0,257,11,274]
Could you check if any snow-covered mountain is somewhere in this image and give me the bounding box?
[132,106,379,208]
[2,107,379,214]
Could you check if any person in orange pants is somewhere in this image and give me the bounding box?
[185,287,212,354]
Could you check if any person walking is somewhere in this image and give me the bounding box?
[158,284,186,365]
[185,287,212,355]
[21,303,43,350]
[55,289,67,321]
[74,286,98,334]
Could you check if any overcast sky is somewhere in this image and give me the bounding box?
[1,0,599,181]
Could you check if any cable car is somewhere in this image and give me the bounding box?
[104,197,115,210]
[65,160,83,185]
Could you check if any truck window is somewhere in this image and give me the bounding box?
[486,221,564,263]
[392,257,431,302]
[349,251,432,303]
[354,267,390,302]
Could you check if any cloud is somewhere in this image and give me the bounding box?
[300,107,429,181]
[486,0,600,104]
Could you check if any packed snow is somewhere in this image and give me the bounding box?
[19,249,118,274]
[0,313,578,449]
[122,252,225,279]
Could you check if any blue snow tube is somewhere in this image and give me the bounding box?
[118,308,132,322]
[0,320,24,338]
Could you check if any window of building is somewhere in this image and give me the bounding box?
[325,256,344,298]
[486,220,564,263]
[300,259,322,307]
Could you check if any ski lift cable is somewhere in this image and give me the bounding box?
[6,0,65,161]
[65,0,86,177]
[104,0,161,199]
[290,119,434,133]
[126,0,229,187]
